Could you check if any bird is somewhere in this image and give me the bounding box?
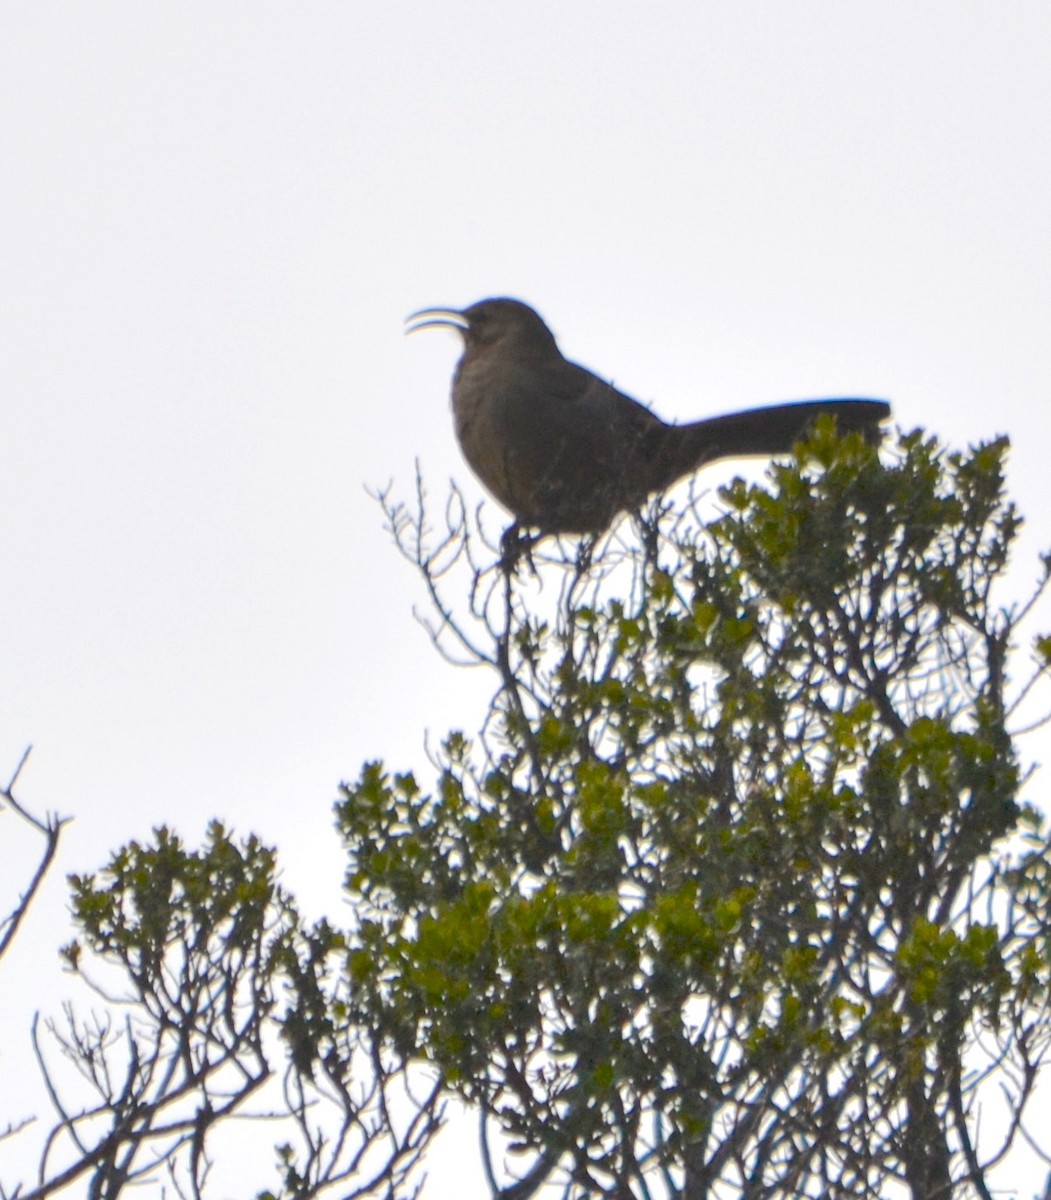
[406,298,890,536]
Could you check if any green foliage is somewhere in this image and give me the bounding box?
[68,822,285,967]
[17,431,1049,1200]
[27,822,443,1200]
[343,432,1051,1199]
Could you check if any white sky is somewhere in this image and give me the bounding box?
[2,3,1050,1196]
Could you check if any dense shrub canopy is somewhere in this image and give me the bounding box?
[341,430,1051,1200]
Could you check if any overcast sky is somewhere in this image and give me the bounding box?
[2,3,1050,1194]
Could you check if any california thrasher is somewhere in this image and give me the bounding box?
[407,298,890,536]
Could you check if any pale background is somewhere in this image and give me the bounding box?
[1,3,1049,1195]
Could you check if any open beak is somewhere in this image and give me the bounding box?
[404,307,469,336]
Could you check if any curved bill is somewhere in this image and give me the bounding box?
[404,307,468,335]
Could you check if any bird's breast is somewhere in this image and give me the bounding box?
[451,355,545,516]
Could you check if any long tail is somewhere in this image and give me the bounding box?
[646,398,890,494]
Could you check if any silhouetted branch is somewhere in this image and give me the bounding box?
[0,748,70,964]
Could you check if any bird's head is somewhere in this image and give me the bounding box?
[405,297,557,355]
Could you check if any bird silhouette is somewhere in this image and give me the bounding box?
[407,298,890,536]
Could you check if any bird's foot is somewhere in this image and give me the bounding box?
[499,523,540,576]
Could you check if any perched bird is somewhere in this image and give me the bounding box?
[407,298,890,536]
